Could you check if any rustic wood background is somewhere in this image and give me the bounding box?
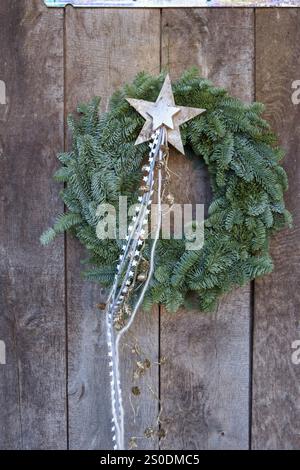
[0,1,299,450]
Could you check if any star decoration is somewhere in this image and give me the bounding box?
[126,74,206,154]
[148,98,180,131]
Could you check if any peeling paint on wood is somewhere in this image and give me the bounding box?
[44,0,300,8]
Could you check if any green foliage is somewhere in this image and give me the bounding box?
[40,212,82,245]
[41,69,292,313]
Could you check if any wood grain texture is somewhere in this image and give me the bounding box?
[252,8,300,450]
[159,8,254,450]
[0,0,66,449]
[65,8,161,449]
[44,0,300,7]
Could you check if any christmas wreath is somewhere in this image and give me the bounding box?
[41,68,291,313]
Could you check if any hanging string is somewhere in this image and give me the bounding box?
[105,126,167,450]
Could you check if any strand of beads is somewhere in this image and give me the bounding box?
[105,127,164,450]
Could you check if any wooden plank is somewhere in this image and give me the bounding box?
[0,1,66,449]
[65,8,161,449]
[252,8,300,450]
[160,8,254,450]
[44,0,300,8]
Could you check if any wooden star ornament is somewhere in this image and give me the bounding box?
[126,74,206,154]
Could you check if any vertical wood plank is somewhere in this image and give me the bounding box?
[65,8,161,449]
[0,0,66,449]
[253,8,300,450]
[160,8,254,450]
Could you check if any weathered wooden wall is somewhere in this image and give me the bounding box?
[0,1,299,450]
